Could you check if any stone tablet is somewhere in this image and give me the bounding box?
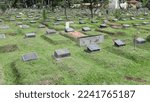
[0,25,9,29]
[57,18,63,21]
[79,20,86,24]
[86,44,100,52]
[112,18,118,22]
[22,52,38,61]
[130,17,136,20]
[25,33,36,38]
[16,22,23,25]
[100,24,107,28]
[30,21,36,23]
[142,22,149,25]
[139,18,144,20]
[135,37,146,44]
[122,24,130,28]
[0,34,6,39]
[38,24,45,28]
[54,48,71,59]
[114,39,126,47]
[0,19,2,22]
[82,27,91,32]
[46,29,56,34]
[19,25,30,29]
[65,28,74,32]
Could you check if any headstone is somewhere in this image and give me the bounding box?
[65,22,70,29]
[79,20,86,24]
[139,18,144,20]
[103,20,109,24]
[16,15,21,18]
[19,25,30,29]
[54,48,71,60]
[130,17,136,20]
[22,52,38,61]
[46,29,56,34]
[135,37,146,44]
[100,24,107,28]
[57,18,63,21]
[142,22,149,25]
[16,22,23,25]
[25,33,36,38]
[114,39,126,47]
[53,22,60,25]
[112,18,118,22]
[122,24,130,28]
[0,34,6,39]
[86,44,100,52]
[65,28,74,32]
[0,25,9,29]
[144,13,148,16]
[0,19,2,22]
[91,20,98,23]
[133,23,140,26]
[38,24,45,28]
[82,27,91,32]
[30,21,36,23]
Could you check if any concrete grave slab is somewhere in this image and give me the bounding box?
[22,52,38,61]
[82,27,91,32]
[135,37,146,44]
[0,34,6,39]
[53,48,71,60]
[65,28,74,32]
[25,33,36,38]
[79,35,104,46]
[86,44,100,52]
[46,29,57,34]
[114,39,126,47]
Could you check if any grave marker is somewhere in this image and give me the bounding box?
[22,52,38,61]
[114,39,126,47]
[86,44,100,52]
[0,34,6,39]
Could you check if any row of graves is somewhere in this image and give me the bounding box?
[0,9,150,63]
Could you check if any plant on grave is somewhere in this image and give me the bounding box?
[146,35,150,42]
[42,9,47,22]
[0,3,7,14]
[113,9,122,19]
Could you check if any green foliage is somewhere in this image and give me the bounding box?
[0,3,7,13]
[42,9,47,22]
[113,9,122,19]
[146,35,150,42]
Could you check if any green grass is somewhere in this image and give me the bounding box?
[0,9,150,85]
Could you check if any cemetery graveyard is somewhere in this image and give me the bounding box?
[0,5,150,85]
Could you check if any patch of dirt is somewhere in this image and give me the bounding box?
[69,31,86,38]
[6,32,17,36]
[0,44,18,53]
[125,76,147,83]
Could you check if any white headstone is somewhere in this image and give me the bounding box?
[65,22,70,29]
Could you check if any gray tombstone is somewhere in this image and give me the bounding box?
[79,20,86,24]
[135,37,146,44]
[112,18,118,22]
[54,48,71,60]
[139,18,144,20]
[22,52,38,61]
[46,29,56,34]
[122,24,130,28]
[82,27,91,32]
[130,17,136,20]
[16,22,23,25]
[19,25,30,29]
[0,19,2,22]
[0,25,9,29]
[100,24,107,28]
[0,34,6,39]
[30,21,36,23]
[114,39,126,47]
[133,23,141,26]
[65,28,74,32]
[38,24,45,28]
[86,44,100,52]
[25,33,36,38]
[142,22,149,25]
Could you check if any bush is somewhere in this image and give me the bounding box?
[146,35,150,42]
[0,3,7,13]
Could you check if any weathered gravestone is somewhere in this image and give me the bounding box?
[135,37,146,44]
[19,25,30,29]
[0,25,9,29]
[38,24,45,28]
[25,33,36,38]
[79,35,104,46]
[82,27,91,32]
[100,24,107,28]
[86,44,100,52]
[0,34,6,39]
[46,29,56,34]
[114,39,126,47]
[22,52,38,61]
[122,24,130,28]
[65,22,70,29]
[53,48,71,60]
[65,28,74,32]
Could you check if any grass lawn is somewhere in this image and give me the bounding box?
[0,9,150,85]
